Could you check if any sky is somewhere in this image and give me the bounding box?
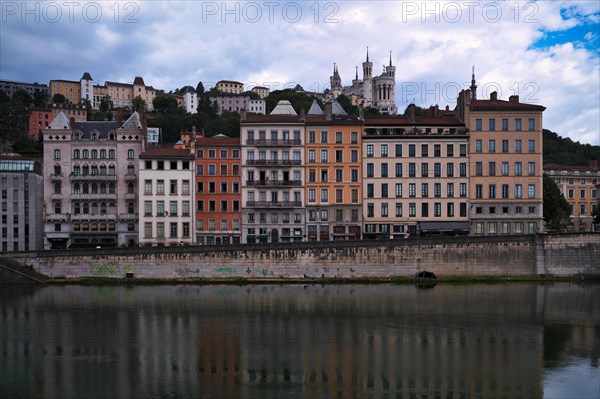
[1,0,598,145]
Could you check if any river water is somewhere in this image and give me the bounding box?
[1,283,598,399]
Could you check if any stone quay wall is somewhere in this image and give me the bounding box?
[2,234,599,280]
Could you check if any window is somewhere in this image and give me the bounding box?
[145,180,152,194]
[336,189,343,203]
[489,184,496,199]
[421,203,429,217]
[366,184,374,198]
[488,140,496,153]
[381,203,388,217]
[395,183,402,197]
[460,144,467,157]
[515,184,523,199]
[366,163,374,178]
[395,144,402,157]
[335,169,343,183]
[475,162,483,176]
[308,150,316,162]
[502,162,509,176]
[421,163,428,177]
[308,131,316,143]
[408,144,415,157]
[182,201,190,216]
[335,131,343,143]
[321,131,328,143]
[421,144,428,157]
[446,163,454,177]
[169,180,177,194]
[475,140,482,153]
[502,184,509,199]
[381,163,388,177]
[351,150,358,163]
[475,119,482,131]
[434,203,442,217]
[434,183,441,197]
[515,118,522,131]
[366,145,374,157]
[502,140,509,153]
[489,162,496,176]
[381,184,388,198]
[528,118,535,131]
[515,162,522,176]
[476,184,483,199]
[502,118,508,131]
[528,184,535,199]
[447,183,454,197]
[128,149,134,159]
[515,140,522,153]
[446,144,453,157]
[367,203,374,217]
[528,162,536,176]
[308,189,316,203]
[408,163,416,177]
[488,118,496,131]
[395,163,403,177]
[381,144,388,157]
[528,140,535,153]
[144,223,152,238]
[73,149,80,159]
[351,169,358,182]
[320,189,328,202]
[351,189,358,203]
[421,183,429,197]
[54,149,61,159]
[459,163,467,177]
[351,132,358,144]
[144,201,152,216]
[409,203,416,217]
[395,203,402,217]
[409,183,416,198]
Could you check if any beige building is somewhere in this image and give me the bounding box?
[363,105,470,238]
[544,161,599,231]
[43,111,145,249]
[457,89,546,235]
[216,80,244,94]
[139,148,195,246]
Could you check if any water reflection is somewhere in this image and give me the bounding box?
[1,284,598,398]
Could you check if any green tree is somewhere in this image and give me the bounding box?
[152,95,179,114]
[12,89,33,105]
[33,90,48,106]
[592,199,600,224]
[543,174,571,231]
[99,95,113,113]
[52,93,66,104]
[132,95,147,112]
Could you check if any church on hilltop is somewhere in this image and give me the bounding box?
[327,48,398,115]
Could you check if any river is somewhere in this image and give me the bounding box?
[1,283,598,398]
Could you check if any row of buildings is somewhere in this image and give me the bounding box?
[2,78,598,251]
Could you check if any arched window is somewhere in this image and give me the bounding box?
[83,183,89,194]
[100,203,107,214]
[100,164,107,175]
[82,165,89,176]
[54,182,61,194]
[91,132,98,140]
[127,164,135,175]
[91,183,98,194]
[54,164,61,176]
[74,202,80,214]
[127,183,134,194]
[83,203,89,213]
[91,202,98,214]
[91,165,99,175]
[109,133,115,140]
[109,149,115,159]
[73,183,80,194]
[109,202,116,214]
[73,165,80,175]
[109,183,115,194]
[128,202,134,213]
[100,183,106,194]
[54,202,61,214]
[108,164,115,175]
[91,149,98,159]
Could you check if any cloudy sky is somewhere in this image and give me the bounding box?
[1,1,598,144]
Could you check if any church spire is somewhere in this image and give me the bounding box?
[389,51,392,67]
[366,46,369,62]
[470,66,477,100]
[355,66,358,80]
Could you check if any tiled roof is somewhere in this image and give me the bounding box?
[365,115,464,126]
[544,164,600,172]
[242,114,303,124]
[468,99,546,111]
[73,121,118,139]
[305,115,362,124]
[140,147,194,159]
[133,76,145,86]
[196,135,240,146]
[217,80,244,85]
[81,72,93,81]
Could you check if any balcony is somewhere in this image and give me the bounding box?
[125,193,136,200]
[246,180,302,187]
[245,160,302,167]
[70,174,117,181]
[71,193,117,200]
[46,213,70,221]
[71,214,117,221]
[50,174,63,182]
[124,173,137,182]
[245,201,302,208]
[119,213,137,221]
[50,193,63,200]
[246,139,302,146]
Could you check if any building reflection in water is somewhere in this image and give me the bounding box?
[0,284,598,398]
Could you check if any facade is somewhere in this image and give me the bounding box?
[0,79,48,100]
[251,86,270,99]
[209,93,266,115]
[216,80,244,94]
[139,148,195,246]
[305,103,363,241]
[327,49,397,114]
[28,107,53,141]
[457,88,546,235]
[49,79,80,103]
[0,155,44,252]
[544,161,599,231]
[363,106,470,238]
[80,72,94,104]
[43,111,145,249]
[183,86,198,114]
[194,135,242,245]
[240,101,306,243]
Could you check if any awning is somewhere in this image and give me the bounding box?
[419,221,470,232]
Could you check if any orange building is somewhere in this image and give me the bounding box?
[305,101,363,241]
[49,79,80,103]
[28,106,53,141]
[194,134,242,245]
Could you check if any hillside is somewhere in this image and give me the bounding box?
[543,129,600,166]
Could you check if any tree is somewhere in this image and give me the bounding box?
[52,93,66,104]
[33,90,48,106]
[99,95,113,113]
[12,89,33,105]
[592,199,600,225]
[0,99,30,134]
[152,95,178,114]
[132,95,147,112]
[543,174,571,231]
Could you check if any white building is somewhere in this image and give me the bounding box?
[251,86,270,99]
[183,86,197,114]
[139,147,195,246]
[146,127,161,147]
[80,72,94,106]
[209,94,266,115]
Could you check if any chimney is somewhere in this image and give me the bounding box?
[299,106,305,121]
[445,105,449,112]
[240,109,246,121]
[192,125,196,141]
[509,95,520,103]
[589,160,599,169]
[358,105,364,121]
[490,91,498,101]
[116,109,123,126]
[70,117,75,128]
[324,102,332,121]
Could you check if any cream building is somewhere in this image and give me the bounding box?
[138,148,195,246]
[216,80,244,94]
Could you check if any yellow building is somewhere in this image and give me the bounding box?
[305,101,363,241]
[457,89,546,235]
[544,161,600,231]
[216,80,244,94]
[49,79,80,103]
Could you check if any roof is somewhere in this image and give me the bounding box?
[196,135,240,146]
[106,81,132,87]
[330,99,347,115]
[468,99,546,112]
[81,72,93,81]
[208,93,252,99]
[270,100,297,116]
[48,111,70,129]
[133,76,145,86]
[364,114,464,127]
[217,80,244,85]
[307,100,323,115]
[121,111,142,129]
[242,114,304,124]
[73,121,118,139]
[140,147,194,159]
[252,86,269,90]
[183,86,196,94]
[544,164,600,173]
[305,114,362,125]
